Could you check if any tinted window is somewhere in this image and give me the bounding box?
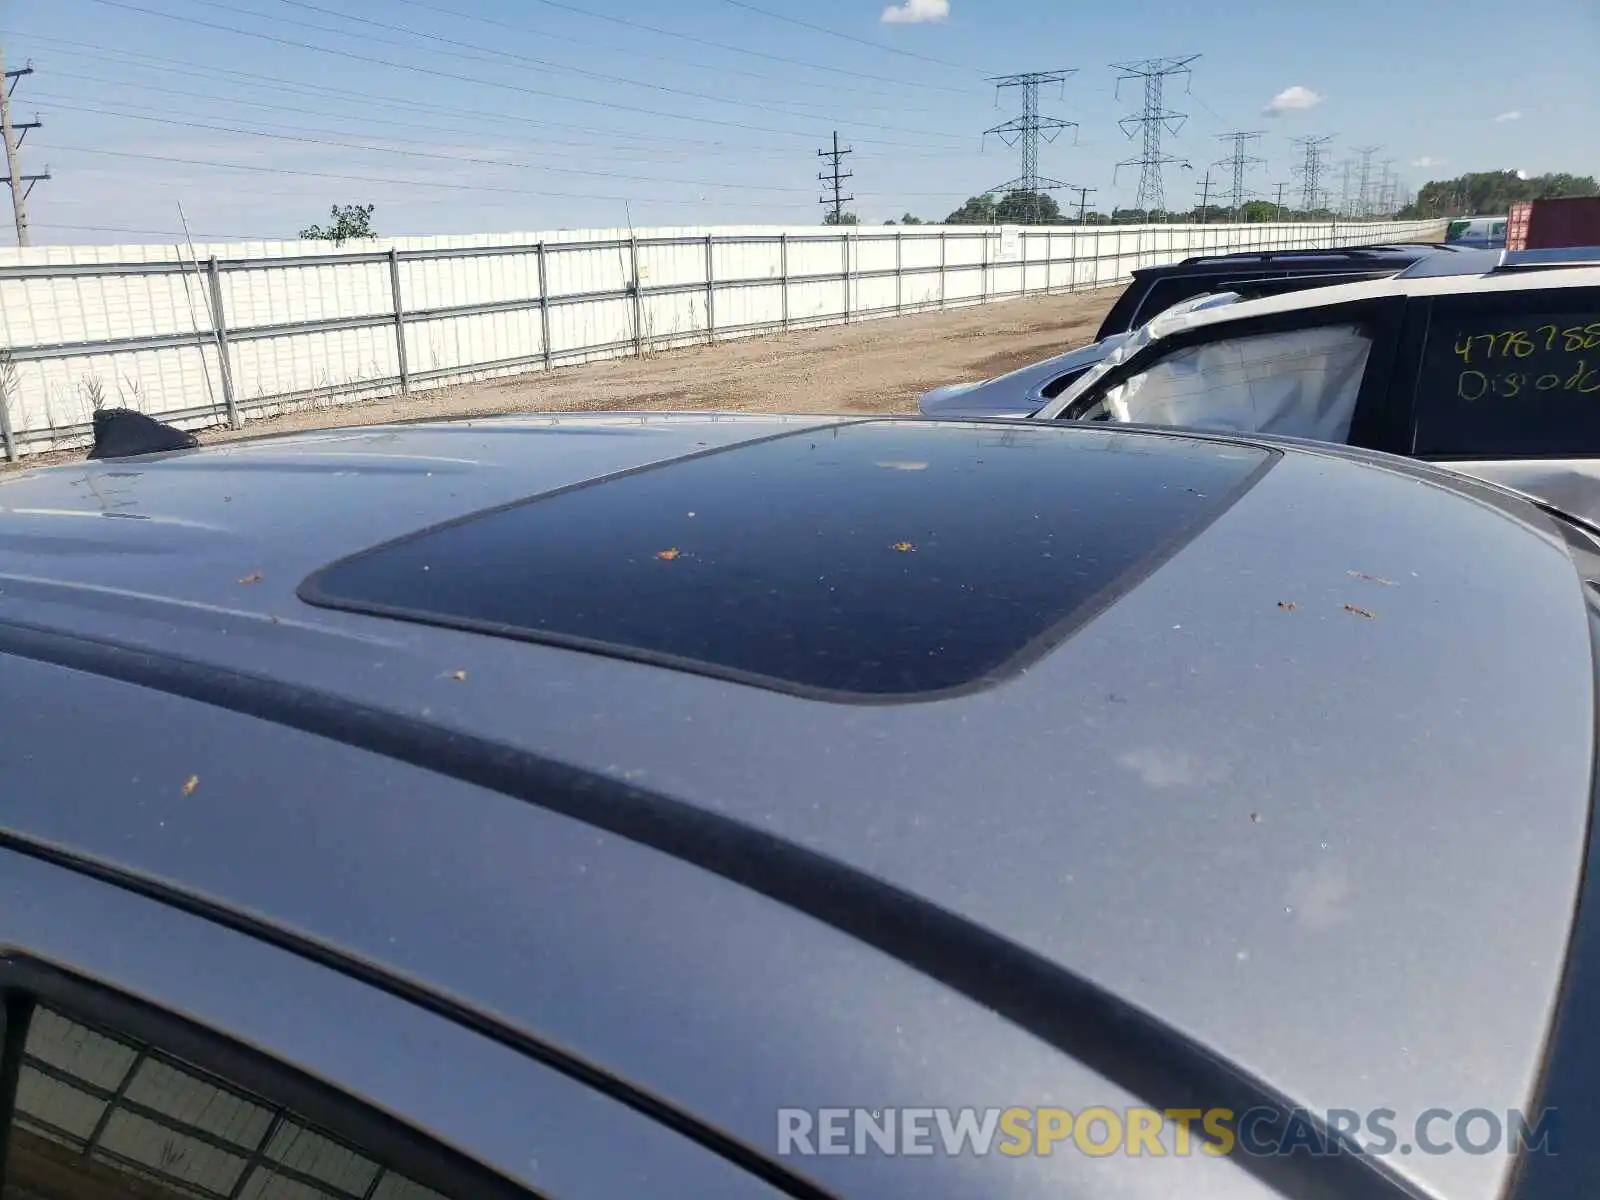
[1413,298,1600,456]
[1,1000,480,1200]
[301,422,1273,700]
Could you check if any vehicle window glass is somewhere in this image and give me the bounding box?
[1092,325,1373,442]
[1414,302,1600,456]
[1,999,474,1200]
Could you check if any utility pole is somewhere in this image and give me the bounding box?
[816,130,854,225]
[1292,134,1334,215]
[1194,170,1215,222]
[1273,181,1289,221]
[1111,55,1199,217]
[1214,130,1265,221]
[1353,145,1381,219]
[1069,184,1097,224]
[1,44,47,247]
[982,69,1077,224]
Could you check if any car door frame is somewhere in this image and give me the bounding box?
[0,846,806,1200]
[1050,296,1409,443]
[1387,282,1600,461]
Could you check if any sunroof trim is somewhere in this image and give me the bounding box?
[298,422,1279,706]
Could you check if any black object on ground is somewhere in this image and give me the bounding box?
[87,408,199,460]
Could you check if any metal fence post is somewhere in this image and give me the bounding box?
[895,230,903,315]
[980,230,989,305]
[388,248,410,393]
[938,230,947,309]
[0,376,14,462]
[536,241,554,371]
[705,234,716,343]
[206,256,240,430]
[841,232,851,324]
[779,233,790,330]
[629,234,645,358]
[1019,230,1027,297]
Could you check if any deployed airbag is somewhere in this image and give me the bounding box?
[1105,325,1373,443]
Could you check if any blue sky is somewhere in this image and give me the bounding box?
[0,0,1595,243]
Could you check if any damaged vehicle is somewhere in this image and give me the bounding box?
[1034,247,1600,522]
[919,243,1470,420]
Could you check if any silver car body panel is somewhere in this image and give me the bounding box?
[917,334,1134,418]
[918,292,1242,419]
[0,415,1593,1200]
[1445,458,1600,528]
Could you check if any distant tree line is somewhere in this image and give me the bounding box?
[1397,171,1598,219]
[853,171,1595,227]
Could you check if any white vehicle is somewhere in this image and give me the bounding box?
[918,291,1242,420]
[1033,247,1600,521]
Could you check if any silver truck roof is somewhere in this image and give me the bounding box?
[0,413,1592,1200]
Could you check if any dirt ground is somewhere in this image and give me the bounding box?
[4,289,1116,471]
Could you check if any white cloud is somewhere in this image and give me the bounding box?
[1411,155,1445,168]
[1495,110,1522,122]
[1262,85,1323,117]
[881,0,949,23]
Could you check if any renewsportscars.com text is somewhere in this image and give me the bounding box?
[776,1106,1559,1159]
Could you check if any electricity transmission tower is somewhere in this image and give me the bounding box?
[816,130,854,224]
[1337,157,1354,216]
[1353,145,1381,219]
[1111,55,1199,216]
[0,43,47,247]
[982,70,1077,224]
[1273,181,1289,221]
[1292,135,1334,214]
[1378,158,1398,216]
[1214,131,1265,220]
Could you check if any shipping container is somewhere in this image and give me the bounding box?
[1506,197,1600,250]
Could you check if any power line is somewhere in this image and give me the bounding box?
[347,0,921,99]
[718,0,985,72]
[1291,134,1334,213]
[44,143,825,208]
[1214,130,1264,219]
[818,131,854,223]
[152,0,973,139]
[233,0,925,120]
[32,221,269,240]
[1111,55,1199,214]
[26,82,753,164]
[982,69,1077,223]
[22,37,969,154]
[31,98,829,192]
[1,42,47,246]
[390,0,975,94]
[80,0,973,143]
